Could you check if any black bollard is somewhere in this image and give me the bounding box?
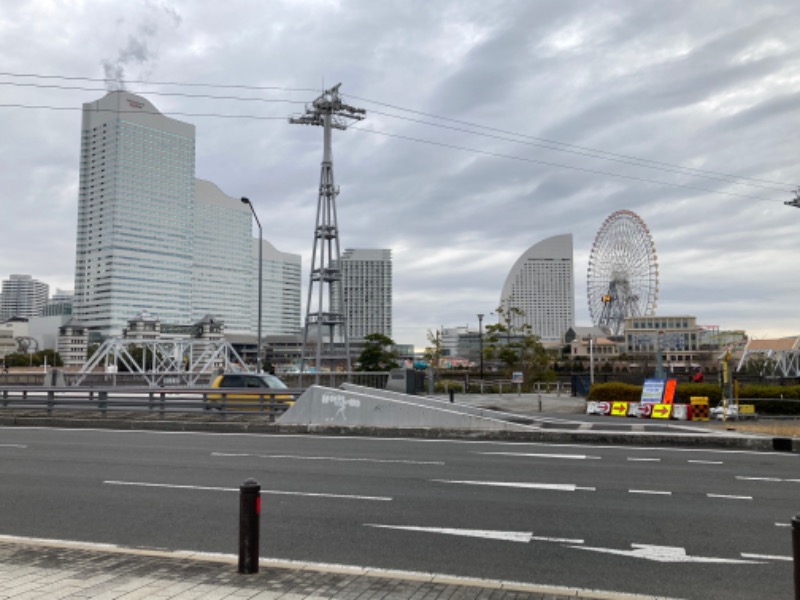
[449,389,454,403]
[794,514,800,599]
[238,478,261,574]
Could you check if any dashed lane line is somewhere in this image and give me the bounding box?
[431,480,596,492]
[211,452,444,465]
[476,452,601,460]
[707,493,752,500]
[741,553,792,561]
[103,480,392,501]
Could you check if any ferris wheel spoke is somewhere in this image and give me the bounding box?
[587,210,659,336]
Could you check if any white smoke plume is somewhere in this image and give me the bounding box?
[102,2,182,91]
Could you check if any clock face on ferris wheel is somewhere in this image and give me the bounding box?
[587,209,659,336]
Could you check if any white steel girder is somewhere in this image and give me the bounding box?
[73,338,249,386]
[737,348,800,378]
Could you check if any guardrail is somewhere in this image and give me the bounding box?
[0,386,304,421]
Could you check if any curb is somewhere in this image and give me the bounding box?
[0,411,791,451]
[0,534,678,600]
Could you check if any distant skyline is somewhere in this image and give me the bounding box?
[1,1,798,349]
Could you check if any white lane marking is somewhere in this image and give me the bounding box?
[736,476,782,482]
[432,480,595,492]
[776,522,792,527]
[741,553,792,562]
[11,427,800,459]
[365,524,584,545]
[572,543,763,564]
[103,480,391,501]
[629,490,672,496]
[476,452,601,460]
[707,493,752,500]
[211,452,443,465]
[688,460,722,465]
[627,457,660,462]
[0,444,27,448]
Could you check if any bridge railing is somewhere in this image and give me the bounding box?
[0,386,304,421]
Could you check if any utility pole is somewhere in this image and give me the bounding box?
[290,84,365,382]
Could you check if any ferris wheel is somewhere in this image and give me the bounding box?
[587,209,659,336]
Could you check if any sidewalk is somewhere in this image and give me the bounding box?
[0,536,660,600]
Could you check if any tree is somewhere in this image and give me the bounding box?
[356,333,399,372]
[422,328,443,370]
[483,301,555,386]
[2,350,63,368]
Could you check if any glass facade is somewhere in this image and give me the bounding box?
[332,249,393,341]
[74,92,301,338]
[501,234,574,342]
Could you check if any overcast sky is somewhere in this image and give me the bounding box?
[1,0,798,350]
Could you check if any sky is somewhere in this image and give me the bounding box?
[1,0,798,350]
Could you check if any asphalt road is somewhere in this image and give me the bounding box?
[0,427,797,599]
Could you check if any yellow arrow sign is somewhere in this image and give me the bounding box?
[611,402,628,416]
[651,404,672,419]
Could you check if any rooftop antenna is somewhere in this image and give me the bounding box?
[289,84,365,382]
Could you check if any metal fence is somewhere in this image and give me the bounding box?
[0,386,302,421]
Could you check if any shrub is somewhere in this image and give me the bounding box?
[738,384,800,400]
[587,382,641,402]
[674,383,721,404]
[434,379,464,393]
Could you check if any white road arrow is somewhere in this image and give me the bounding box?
[571,543,764,564]
[365,524,583,544]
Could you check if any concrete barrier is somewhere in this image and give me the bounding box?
[278,385,539,431]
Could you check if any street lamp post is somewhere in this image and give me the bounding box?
[477,313,484,381]
[241,197,263,372]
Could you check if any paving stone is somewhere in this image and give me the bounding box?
[0,540,590,600]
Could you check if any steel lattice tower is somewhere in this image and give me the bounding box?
[289,84,365,378]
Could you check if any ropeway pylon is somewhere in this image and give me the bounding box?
[289,84,365,381]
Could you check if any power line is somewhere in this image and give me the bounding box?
[0,100,786,201]
[0,104,286,121]
[350,125,768,201]
[0,100,783,200]
[363,107,789,192]
[0,71,318,93]
[345,93,797,190]
[4,71,794,190]
[1,71,795,198]
[0,81,309,106]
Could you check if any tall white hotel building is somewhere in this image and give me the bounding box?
[500,234,574,343]
[74,91,300,338]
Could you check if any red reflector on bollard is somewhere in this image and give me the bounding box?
[256,496,261,515]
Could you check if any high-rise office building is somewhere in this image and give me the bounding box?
[0,274,49,320]
[255,239,302,336]
[333,249,392,341]
[192,179,252,332]
[500,234,574,343]
[41,288,74,317]
[74,91,300,338]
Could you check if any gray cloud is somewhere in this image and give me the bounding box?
[1,0,798,348]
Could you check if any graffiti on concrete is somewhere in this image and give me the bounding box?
[321,392,361,422]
